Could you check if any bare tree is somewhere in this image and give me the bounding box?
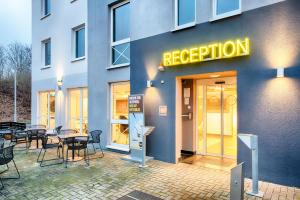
[0,46,6,79]
[3,42,32,122]
[6,42,31,75]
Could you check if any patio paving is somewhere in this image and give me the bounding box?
[0,145,299,200]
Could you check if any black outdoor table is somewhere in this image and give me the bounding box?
[57,132,88,161]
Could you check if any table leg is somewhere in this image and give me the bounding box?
[36,138,39,148]
[72,139,75,160]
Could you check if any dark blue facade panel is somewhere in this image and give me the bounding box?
[130,0,300,186]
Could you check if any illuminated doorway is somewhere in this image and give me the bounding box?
[38,91,55,129]
[68,88,88,134]
[196,77,237,159]
[110,82,130,150]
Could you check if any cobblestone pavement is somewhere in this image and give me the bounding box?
[0,146,299,200]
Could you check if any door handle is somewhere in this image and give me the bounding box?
[182,113,192,119]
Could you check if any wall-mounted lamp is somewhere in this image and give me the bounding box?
[147,80,153,88]
[277,68,285,78]
[158,63,165,72]
[57,78,63,90]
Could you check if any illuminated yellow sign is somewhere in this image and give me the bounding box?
[163,38,250,66]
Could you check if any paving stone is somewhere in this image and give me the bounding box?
[0,144,298,200]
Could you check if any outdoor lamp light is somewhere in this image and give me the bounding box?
[147,80,153,88]
[158,63,165,72]
[57,78,63,90]
[277,68,284,78]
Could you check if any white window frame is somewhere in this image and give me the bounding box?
[72,24,86,62]
[37,91,55,130]
[41,38,51,69]
[109,1,130,69]
[41,0,51,19]
[211,0,242,21]
[68,88,88,134]
[108,82,130,151]
[174,0,196,31]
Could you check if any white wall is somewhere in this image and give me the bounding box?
[31,0,87,127]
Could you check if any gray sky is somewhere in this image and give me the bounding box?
[0,0,31,46]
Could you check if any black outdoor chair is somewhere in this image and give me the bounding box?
[0,142,20,189]
[37,133,63,167]
[54,126,63,135]
[27,125,47,149]
[88,130,104,158]
[60,129,89,168]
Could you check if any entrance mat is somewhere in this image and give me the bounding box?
[118,190,162,200]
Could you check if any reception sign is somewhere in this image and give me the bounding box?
[128,95,144,150]
[163,37,250,66]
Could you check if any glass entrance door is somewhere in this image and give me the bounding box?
[196,77,237,158]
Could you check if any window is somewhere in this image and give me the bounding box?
[212,0,241,21]
[38,91,55,129]
[69,88,88,134]
[42,39,51,67]
[175,0,196,29]
[42,0,51,16]
[110,82,130,148]
[73,26,85,59]
[111,2,130,68]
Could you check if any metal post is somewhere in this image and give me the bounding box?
[251,136,259,194]
[139,130,147,168]
[13,71,17,122]
[247,135,263,197]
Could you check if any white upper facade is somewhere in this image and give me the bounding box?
[32,0,87,82]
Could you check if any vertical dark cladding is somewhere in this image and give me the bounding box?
[130,0,300,186]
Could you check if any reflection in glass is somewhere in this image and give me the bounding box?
[217,0,239,15]
[223,85,237,157]
[69,88,88,134]
[178,0,195,26]
[197,85,204,154]
[111,82,130,145]
[39,91,55,129]
[76,28,85,58]
[206,85,222,155]
[113,3,130,42]
[111,124,129,145]
[112,43,130,65]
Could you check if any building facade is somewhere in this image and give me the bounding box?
[32,0,88,133]
[32,0,300,187]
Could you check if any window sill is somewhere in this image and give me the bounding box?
[210,11,242,22]
[71,56,86,63]
[40,13,51,20]
[106,145,130,152]
[41,66,51,70]
[106,63,130,70]
[172,22,196,32]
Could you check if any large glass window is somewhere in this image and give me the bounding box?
[176,0,196,27]
[111,2,130,67]
[75,27,85,58]
[213,0,241,20]
[38,91,55,129]
[69,88,88,134]
[44,39,51,66]
[110,82,130,147]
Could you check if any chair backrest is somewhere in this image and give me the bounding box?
[30,124,46,129]
[0,145,15,165]
[89,130,102,143]
[0,122,26,131]
[54,126,63,134]
[60,129,77,144]
[60,129,77,135]
[40,134,49,149]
